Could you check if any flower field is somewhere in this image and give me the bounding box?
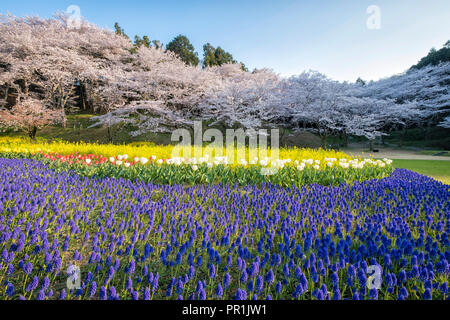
[0,138,394,187]
[0,137,353,161]
[0,157,448,300]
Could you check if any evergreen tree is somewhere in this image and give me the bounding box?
[166,35,199,66]
[114,22,128,39]
[202,43,247,71]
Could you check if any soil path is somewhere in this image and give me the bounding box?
[342,146,450,161]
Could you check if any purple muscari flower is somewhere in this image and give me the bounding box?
[275,281,282,295]
[332,288,341,300]
[142,265,148,277]
[283,263,290,277]
[423,288,432,300]
[176,279,184,294]
[209,264,216,279]
[266,294,272,300]
[400,287,408,298]
[227,255,232,267]
[247,280,254,292]
[24,262,33,275]
[311,288,320,300]
[224,273,231,288]
[6,264,14,277]
[240,270,248,283]
[132,290,139,300]
[6,283,14,297]
[127,259,136,275]
[196,256,202,267]
[265,269,274,285]
[152,273,159,292]
[198,288,206,300]
[114,258,120,271]
[440,282,448,295]
[89,281,97,298]
[216,284,223,298]
[256,276,263,293]
[26,276,39,292]
[295,266,302,280]
[75,288,83,297]
[109,286,118,300]
[368,288,378,300]
[330,272,339,288]
[250,261,259,277]
[36,290,45,300]
[59,289,67,300]
[99,286,107,300]
[234,288,247,300]
[237,257,243,270]
[352,291,360,300]
[188,265,195,279]
[144,287,151,300]
[126,277,133,291]
[293,283,304,299]
[398,270,406,283]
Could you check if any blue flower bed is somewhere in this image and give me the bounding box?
[0,159,448,300]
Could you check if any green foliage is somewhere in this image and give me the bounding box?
[114,22,129,39]
[411,40,450,69]
[202,43,247,71]
[356,77,366,86]
[166,35,199,66]
[134,35,151,48]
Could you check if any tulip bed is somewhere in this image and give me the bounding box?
[0,151,393,187]
[0,158,448,300]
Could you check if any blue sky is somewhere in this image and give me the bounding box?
[2,0,449,82]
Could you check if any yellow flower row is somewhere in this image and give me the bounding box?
[0,137,356,165]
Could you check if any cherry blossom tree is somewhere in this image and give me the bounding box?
[0,97,63,139]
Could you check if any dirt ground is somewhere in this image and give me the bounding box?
[342,145,450,161]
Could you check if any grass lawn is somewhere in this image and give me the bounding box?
[392,159,450,185]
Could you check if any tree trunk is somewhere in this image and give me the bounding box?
[369,139,374,151]
[3,85,9,106]
[340,132,348,147]
[107,125,113,143]
[425,120,431,140]
[320,135,326,149]
[400,126,407,147]
[29,126,37,141]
